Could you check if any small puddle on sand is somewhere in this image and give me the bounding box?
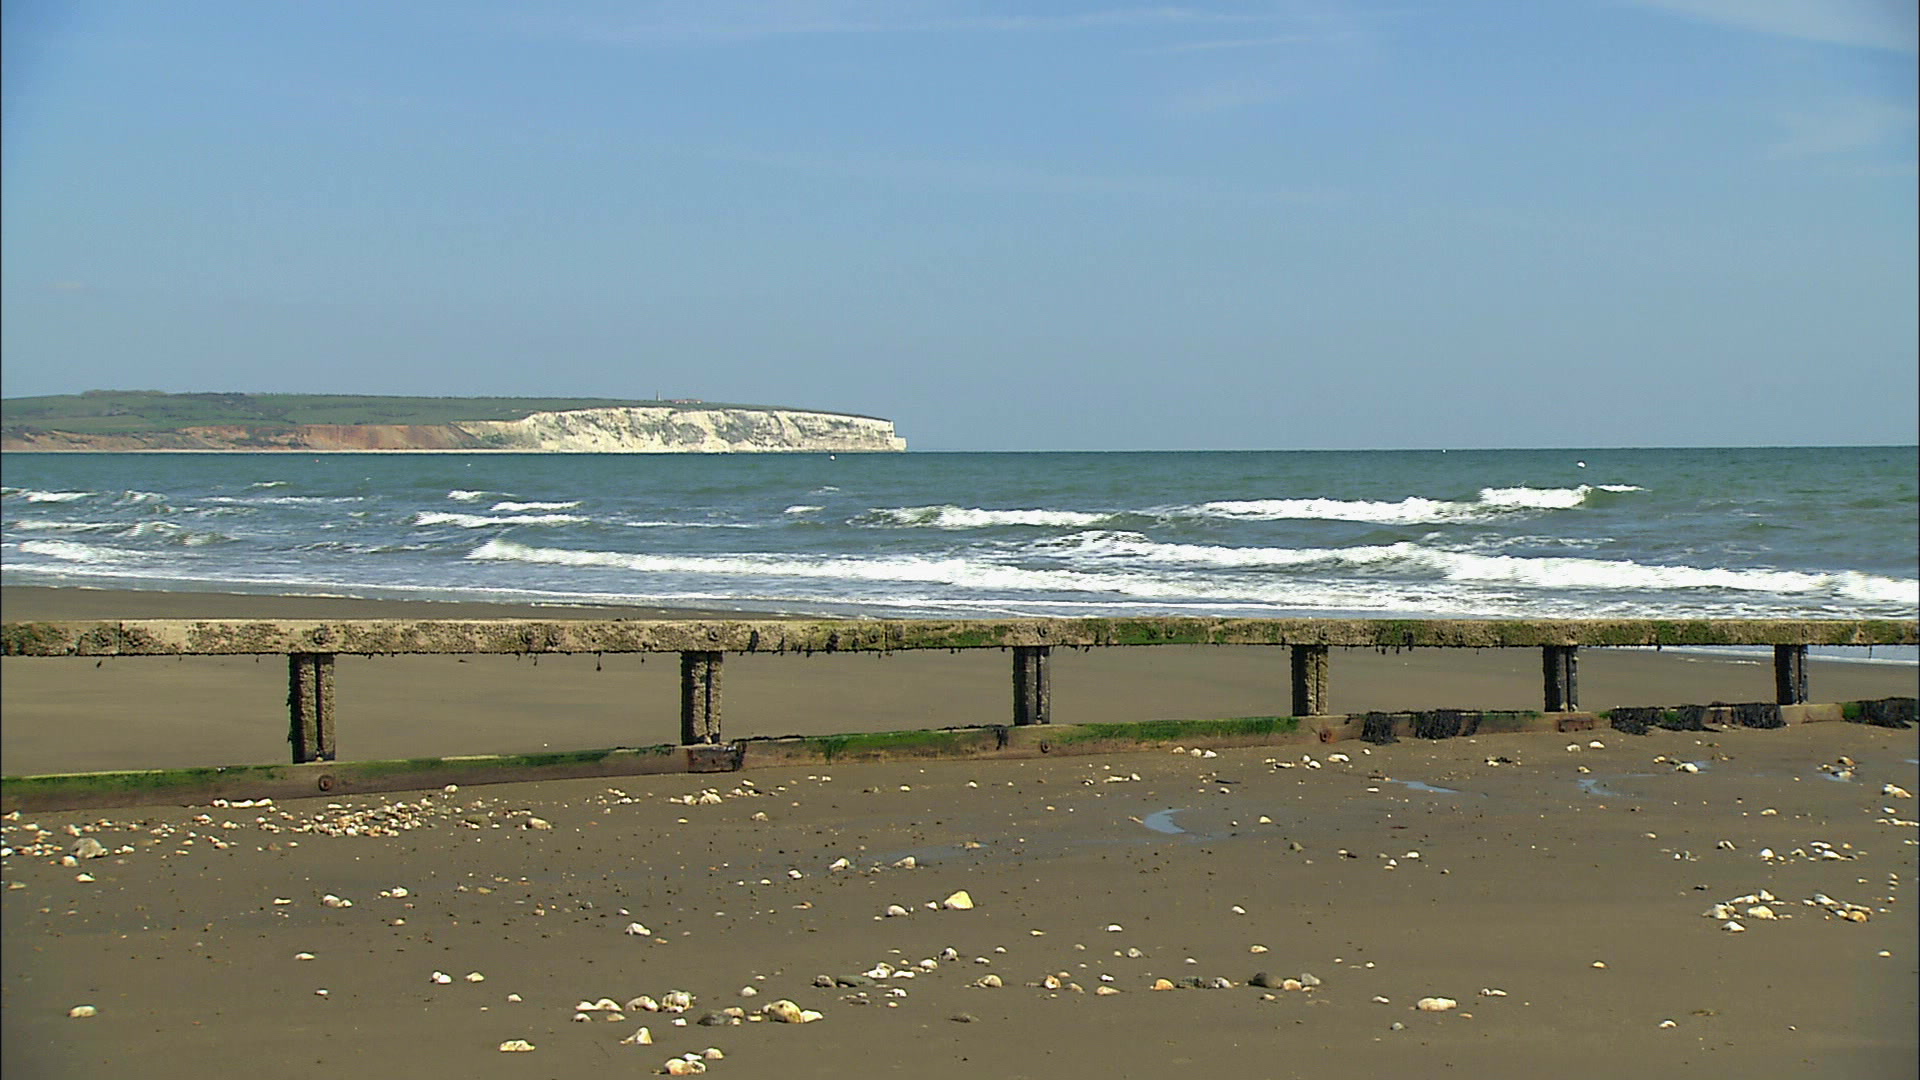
[1578,777,1623,797]
[1389,780,1459,795]
[1141,809,1187,835]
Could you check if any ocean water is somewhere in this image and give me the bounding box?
[2,448,1916,638]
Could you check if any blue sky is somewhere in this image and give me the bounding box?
[3,1,1914,450]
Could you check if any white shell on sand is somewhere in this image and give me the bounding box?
[1415,997,1458,1012]
[703,1048,724,1060]
[627,996,660,1012]
[885,904,910,918]
[738,986,758,998]
[1675,763,1700,774]
[320,894,352,908]
[68,1005,98,1018]
[73,838,107,859]
[1096,986,1121,995]
[294,952,316,961]
[662,991,694,1011]
[430,971,452,984]
[497,1040,535,1052]
[625,923,653,936]
[1885,784,1913,799]
[1658,1019,1677,1029]
[1722,921,1746,933]
[664,1059,707,1076]
[893,856,917,869]
[465,972,485,982]
[943,890,975,910]
[619,1027,653,1045]
[971,975,1003,988]
[829,857,852,871]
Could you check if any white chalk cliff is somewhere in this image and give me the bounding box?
[453,407,908,453]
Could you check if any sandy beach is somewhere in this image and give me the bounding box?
[3,586,1917,1078]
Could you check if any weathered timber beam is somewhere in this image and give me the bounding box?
[680,651,723,745]
[1013,646,1051,726]
[1543,646,1578,712]
[1291,645,1329,716]
[1774,644,1809,705]
[287,653,336,763]
[4,617,1915,657]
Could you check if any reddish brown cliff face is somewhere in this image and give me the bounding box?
[0,424,484,451]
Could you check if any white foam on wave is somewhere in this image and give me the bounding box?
[18,539,143,564]
[1034,533,1919,603]
[12,520,122,532]
[413,511,588,528]
[13,490,94,503]
[490,500,581,512]
[1189,496,1474,524]
[447,489,494,501]
[784,505,824,514]
[868,505,1114,529]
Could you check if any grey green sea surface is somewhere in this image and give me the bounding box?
[3,448,1915,642]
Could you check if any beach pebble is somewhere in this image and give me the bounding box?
[1250,945,1269,954]
[884,904,910,918]
[971,975,1003,989]
[294,952,316,961]
[627,996,659,1012]
[1416,997,1458,1012]
[73,838,107,859]
[662,992,694,1012]
[1151,979,1176,991]
[1885,784,1913,799]
[1675,763,1700,774]
[1722,921,1746,933]
[664,1058,706,1075]
[943,890,975,910]
[624,922,653,936]
[619,1027,653,1045]
[1096,986,1121,996]
[523,817,553,830]
[762,999,822,1024]
[497,1040,535,1052]
[892,856,917,869]
[68,1005,98,1018]
[738,986,758,998]
[430,971,452,984]
[320,894,352,908]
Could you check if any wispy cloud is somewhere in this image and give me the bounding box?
[1768,97,1917,158]
[515,2,1288,45]
[694,140,1333,205]
[1628,0,1918,54]
[1153,31,1347,53]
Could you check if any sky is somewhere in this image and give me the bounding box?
[2,1,1914,451]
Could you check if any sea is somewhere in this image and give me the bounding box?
[2,447,1916,659]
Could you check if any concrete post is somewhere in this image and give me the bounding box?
[680,651,724,744]
[1542,646,1578,712]
[288,653,337,763]
[1013,646,1051,726]
[1291,645,1329,716]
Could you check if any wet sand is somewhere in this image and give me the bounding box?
[3,587,1917,1078]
